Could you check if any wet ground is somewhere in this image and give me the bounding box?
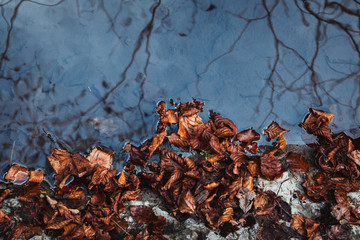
[0,0,359,178]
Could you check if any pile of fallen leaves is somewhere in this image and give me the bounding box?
[0,100,359,239]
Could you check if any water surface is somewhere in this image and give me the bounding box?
[0,0,359,177]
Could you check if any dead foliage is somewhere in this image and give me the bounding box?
[1,102,359,239]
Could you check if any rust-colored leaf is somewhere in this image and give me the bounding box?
[0,210,11,232]
[130,205,159,224]
[118,170,126,185]
[260,153,283,180]
[5,164,29,183]
[216,207,233,227]
[286,152,310,173]
[254,190,278,215]
[204,182,220,190]
[178,191,196,214]
[0,189,11,204]
[263,121,289,139]
[47,148,72,174]
[299,108,334,142]
[17,183,41,202]
[348,149,360,166]
[291,214,306,236]
[86,147,113,169]
[210,111,238,138]
[28,170,44,183]
[275,135,287,150]
[167,133,189,148]
[236,128,260,143]
[178,99,204,117]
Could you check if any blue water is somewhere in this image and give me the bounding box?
[0,0,359,178]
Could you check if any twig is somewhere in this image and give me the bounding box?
[276,178,290,195]
[10,139,15,165]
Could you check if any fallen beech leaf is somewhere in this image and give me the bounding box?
[0,189,11,204]
[178,114,204,143]
[130,205,165,227]
[236,128,260,143]
[263,121,289,139]
[236,188,256,214]
[28,170,44,183]
[178,99,204,116]
[5,164,29,183]
[331,204,350,221]
[299,108,334,142]
[326,225,350,240]
[62,223,77,236]
[178,191,196,214]
[216,207,233,227]
[167,133,189,148]
[56,183,85,199]
[254,190,278,215]
[162,166,183,190]
[160,149,184,172]
[47,149,72,174]
[290,214,306,236]
[0,210,11,232]
[348,150,360,166]
[86,147,113,169]
[118,170,126,185]
[260,153,283,180]
[17,183,41,202]
[247,160,260,177]
[204,182,219,190]
[286,152,310,173]
[275,135,287,150]
[210,111,238,138]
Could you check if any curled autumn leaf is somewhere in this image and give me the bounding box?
[0,210,11,232]
[299,108,334,142]
[210,111,238,138]
[0,189,11,204]
[286,152,310,173]
[260,153,283,180]
[236,128,260,143]
[178,191,196,214]
[263,121,289,140]
[290,214,320,237]
[5,164,29,183]
[178,99,204,116]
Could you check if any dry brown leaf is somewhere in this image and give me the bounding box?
[286,152,310,173]
[5,164,29,183]
[348,150,360,166]
[204,182,220,190]
[260,153,283,180]
[236,128,260,143]
[167,133,189,148]
[47,149,72,174]
[178,191,196,214]
[118,170,126,185]
[0,189,11,204]
[299,108,334,142]
[263,121,289,139]
[275,135,287,150]
[236,188,256,214]
[28,170,44,183]
[0,210,11,232]
[86,147,113,169]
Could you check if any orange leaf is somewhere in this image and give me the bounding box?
[5,164,29,183]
